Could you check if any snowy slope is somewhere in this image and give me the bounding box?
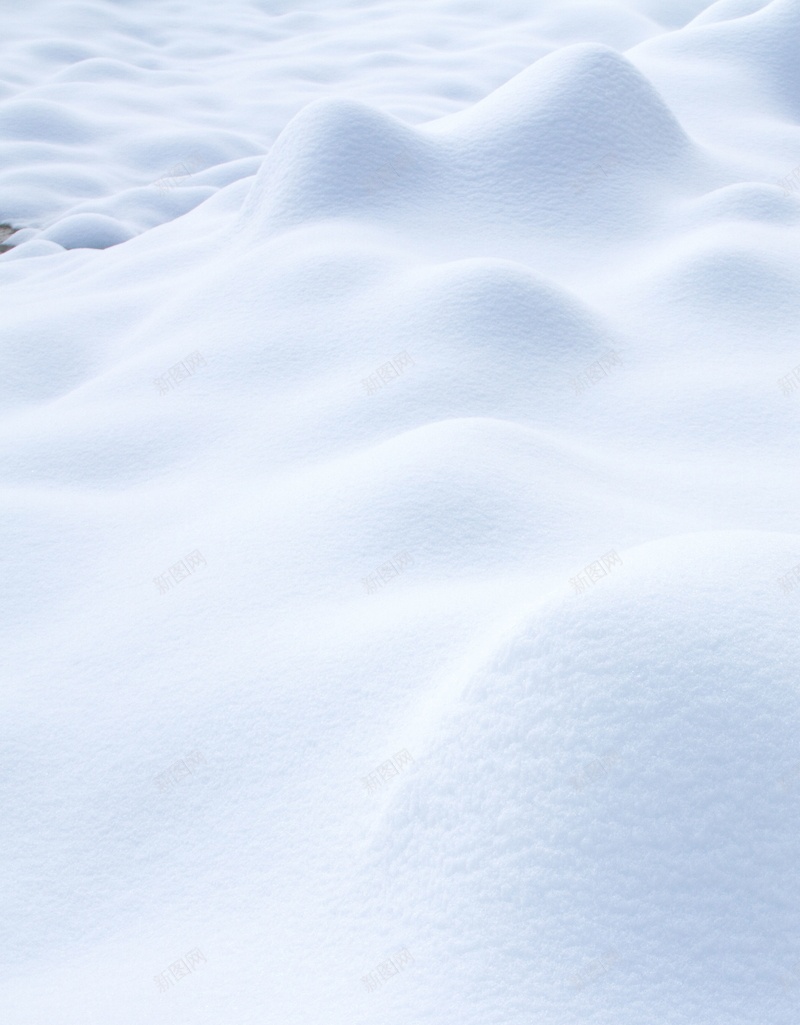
[1,1,799,1023]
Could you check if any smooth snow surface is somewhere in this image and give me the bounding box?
[2,1,799,1023]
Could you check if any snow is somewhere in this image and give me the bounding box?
[1,1,799,1023]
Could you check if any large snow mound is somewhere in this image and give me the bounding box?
[1,1,799,1024]
[367,530,800,1024]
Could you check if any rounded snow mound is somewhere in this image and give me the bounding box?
[428,42,694,173]
[636,0,800,121]
[308,417,587,579]
[37,213,134,250]
[51,56,153,84]
[1,238,64,261]
[239,97,431,231]
[633,238,800,337]
[0,98,99,144]
[683,181,800,225]
[391,257,616,376]
[533,2,661,49]
[371,530,800,1023]
[690,0,776,26]
[239,45,707,242]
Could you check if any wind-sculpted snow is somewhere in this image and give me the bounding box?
[366,531,800,1025]
[2,2,800,1024]
[239,43,706,244]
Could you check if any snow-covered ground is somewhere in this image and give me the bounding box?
[2,1,800,1022]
